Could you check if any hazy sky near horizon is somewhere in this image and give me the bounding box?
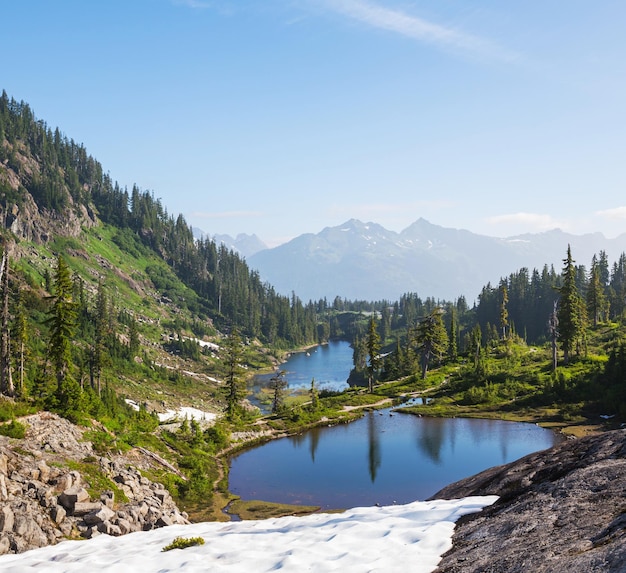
[3,1,626,246]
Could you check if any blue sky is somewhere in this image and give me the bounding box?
[3,1,626,246]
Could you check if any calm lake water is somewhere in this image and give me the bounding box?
[232,339,561,510]
[251,340,353,406]
[229,412,560,509]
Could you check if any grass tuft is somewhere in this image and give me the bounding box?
[162,536,205,552]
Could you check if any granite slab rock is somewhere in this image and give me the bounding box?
[432,429,626,573]
[0,412,190,555]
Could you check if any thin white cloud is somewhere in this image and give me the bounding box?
[486,212,563,233]
[189,210,265,219]
[321,0,518,62]
[596,206,626,220]
[172,0,214,8]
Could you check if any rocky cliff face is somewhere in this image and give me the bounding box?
[431,429,626,573]
[1,141,98,244]
[0,412,188,555]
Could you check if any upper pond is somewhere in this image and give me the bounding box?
[253,339,353,394]
[232,340,561,510]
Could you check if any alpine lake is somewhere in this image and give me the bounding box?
[229,340,561,511]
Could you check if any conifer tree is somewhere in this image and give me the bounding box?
[366,316,381,392]
[587,257,608,327]
[269,371,287,414]
[415,307,448,379]
[13,291,28,397]
[352,334,367,373]
[558,245,586,364]
[470,324,482,369]
[47,255,82,414]
[448,307,458,361]
[309,378,320,412]
[128,316,140,359]
[499,283,509,340]
[91,280,109,395]
[224,327,244,421]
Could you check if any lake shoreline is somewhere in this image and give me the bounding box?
[212,394,580,521]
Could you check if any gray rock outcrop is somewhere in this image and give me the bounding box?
[432,429,626,573]
[0,412,189,555]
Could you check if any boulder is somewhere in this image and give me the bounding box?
[72,502,103,516]
[96,521,122,536]
[49,505,66,525]
[0,506,15,533]
[83,505,115,526]
[0,412,191,555]
[0,535,11,555]
[58,486,90,511]
[433,429,626,573]
[13,514,47,548]
[37,460,50,483]
[0,474,8,501]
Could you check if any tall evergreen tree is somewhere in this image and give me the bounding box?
[548,300,559,372]
[415,308,448,379]
[587,257,608,327]
[366,316,381,392]
[309,378,320,412]
[223,327,245,421]
[47,255,82,414]
[557,245,586,364]
[499,283,509,340]
[91,280,109,395]
[13,291,28,397]
[268,371,287,414]
[447,307,458,361]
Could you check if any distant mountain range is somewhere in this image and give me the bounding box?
[192,228,268,258]
[243,219,626,302]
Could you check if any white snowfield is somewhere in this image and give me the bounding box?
[0,496,497,573]
[157,407,218,423]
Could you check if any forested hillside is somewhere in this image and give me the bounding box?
[0,92,327,345]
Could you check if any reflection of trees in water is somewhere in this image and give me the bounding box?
[367,413,381,483]
[415,418,447,464]
[290,432,307,448]
[498,421,511,462]
[309,428,320,462]
[465,418,510,462]
[289,427,322,463]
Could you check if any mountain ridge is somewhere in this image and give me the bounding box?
[248,219,626,302]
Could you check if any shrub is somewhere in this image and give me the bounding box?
[162,537,205,552]
[0,419,27,439]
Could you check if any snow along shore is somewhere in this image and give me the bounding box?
[0,496,497,573]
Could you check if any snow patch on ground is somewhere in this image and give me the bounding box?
[0,496,497,572]
[157,407,218,423]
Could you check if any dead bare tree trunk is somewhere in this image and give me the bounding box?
[548,300,559,372]
[0,251,14,396]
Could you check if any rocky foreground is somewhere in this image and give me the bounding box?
[0,412,189,555]
[3,412,626,571]
[432,428,626,573]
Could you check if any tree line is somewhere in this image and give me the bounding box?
[0,91,319,348]
[352,245,626,403]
